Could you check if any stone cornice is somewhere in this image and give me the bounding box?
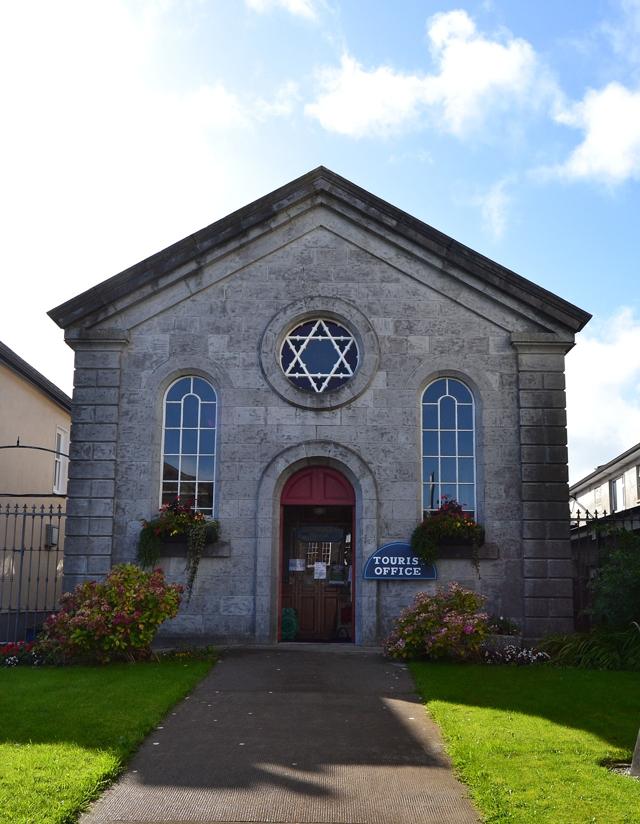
[64,328,130,350]
[511,332,575,354]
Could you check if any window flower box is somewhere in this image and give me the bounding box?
[155,536,230,559]
[137,499,221,598]
[411,498,485,567]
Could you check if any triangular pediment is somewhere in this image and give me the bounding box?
[48,167,590,335]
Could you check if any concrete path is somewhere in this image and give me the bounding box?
[81,647,479,824]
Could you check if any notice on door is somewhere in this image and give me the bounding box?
[313,562,327,580]
[289,558,305,572]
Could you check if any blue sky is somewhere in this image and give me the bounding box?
[1,0,639,482]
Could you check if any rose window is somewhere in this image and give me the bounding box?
[280,318,359,393]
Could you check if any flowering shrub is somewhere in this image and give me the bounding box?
[488,615,521,636]
[483,645,550,666]
[37,564,183,664]
[411,498,484,567]
[1,641,42,667]
[138,498,220,597]
[383,583,489,660]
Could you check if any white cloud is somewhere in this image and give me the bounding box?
[566,307,640,484]
[255,81,301,118]
[423,10,545,136]
[305,55,426,137]
[0,1,293,395]
[387,149,433,165]
[179,84,254,130]
[305,9,551,138]
[554,82,640,184]
[601,0,640,69]
[477,179,512,239]
[245,0,319,21]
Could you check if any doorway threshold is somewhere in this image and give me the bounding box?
[277,641,382,654]
[218,641,382,655]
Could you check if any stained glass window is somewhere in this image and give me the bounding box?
[422,377,476,517]
[161,376,217,515]
[280,318,358,392]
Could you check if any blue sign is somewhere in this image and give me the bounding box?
[363,542,437,580]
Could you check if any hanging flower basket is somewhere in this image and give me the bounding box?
[411,498,484,568]
[138,498,220,599]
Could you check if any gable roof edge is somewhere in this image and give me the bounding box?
[48,167,592,334]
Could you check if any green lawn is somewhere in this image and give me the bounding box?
[411,663,640,824]
[0,660,213,824]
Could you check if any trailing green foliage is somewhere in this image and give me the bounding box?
[591,530,640,629]
[138,498,219,597]
[383,582,489,660]
[541,627,640,671]
[37,564,182,663]
[410,498,484,567]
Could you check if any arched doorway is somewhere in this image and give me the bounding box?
[280,466,355,642]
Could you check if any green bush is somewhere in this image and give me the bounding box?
[37,564,183,663]
[383,582,489,660]
[591,530,640,629]
[540,627,640,671]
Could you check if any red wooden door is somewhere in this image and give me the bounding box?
[281,466,355,507]
[280,467,355,642]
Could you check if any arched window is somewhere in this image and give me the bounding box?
[422,377,476,517]
[161,376,217,515]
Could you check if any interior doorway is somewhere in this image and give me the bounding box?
[280,467,355,643]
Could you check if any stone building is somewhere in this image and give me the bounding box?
[48,168,591,644]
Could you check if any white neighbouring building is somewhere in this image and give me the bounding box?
[570,442,640,519]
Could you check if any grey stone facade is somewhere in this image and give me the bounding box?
[50,168,590,643]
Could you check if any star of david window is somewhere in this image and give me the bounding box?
[280,318,359,393]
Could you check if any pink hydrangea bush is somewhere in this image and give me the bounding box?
[383,582,489,660]
[37,564,182,663]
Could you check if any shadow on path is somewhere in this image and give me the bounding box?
[80,648,479,823]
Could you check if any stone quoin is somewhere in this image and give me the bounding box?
[48,167,591,644]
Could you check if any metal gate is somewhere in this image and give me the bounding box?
[0,504,66,642]
[0,440,68,643]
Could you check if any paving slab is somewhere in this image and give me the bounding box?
[81,647,479,824]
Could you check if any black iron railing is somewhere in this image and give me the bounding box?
[0,503,65,642]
